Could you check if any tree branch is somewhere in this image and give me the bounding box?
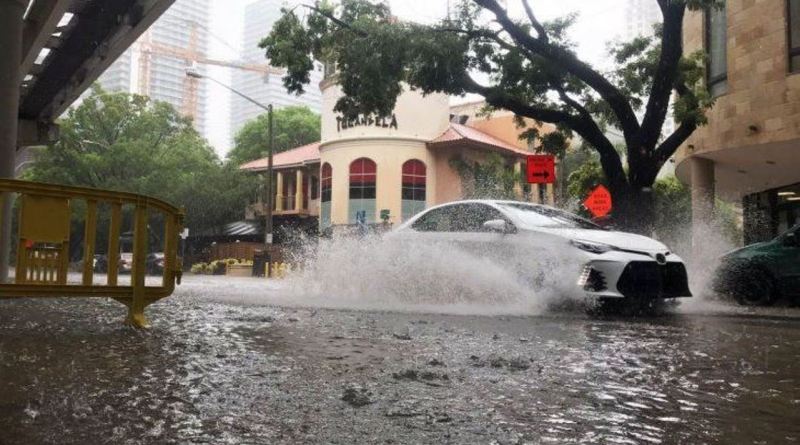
[521,0,547,42]
[473,0,641,145]
[463,74,627,188]
[638,2,686,151]
[462,75,574,124]
[302,4,369,37]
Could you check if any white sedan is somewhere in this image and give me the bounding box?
[391,200,691,307]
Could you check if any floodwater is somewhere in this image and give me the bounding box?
[1,274,799,444]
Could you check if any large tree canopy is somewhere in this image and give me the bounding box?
[228,105,321,165]
[26,85,256,235]
[261,0,721,232]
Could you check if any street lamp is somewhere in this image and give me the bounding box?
[186,69,275,246]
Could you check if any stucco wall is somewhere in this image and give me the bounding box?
[320,139,435,226]
[321,83,450,144]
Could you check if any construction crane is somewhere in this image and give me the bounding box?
[133,18,283,120]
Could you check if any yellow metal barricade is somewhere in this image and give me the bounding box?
[0,179,184,328]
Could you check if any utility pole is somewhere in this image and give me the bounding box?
[185,69,274,248]
[265,104,274,245]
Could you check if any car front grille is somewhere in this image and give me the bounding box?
[616,261,691,298]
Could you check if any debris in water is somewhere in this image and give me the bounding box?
[392,369,449,383]
[427,358,445,367]
[341,386,372,407]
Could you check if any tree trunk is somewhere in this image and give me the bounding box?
[609,182,656,235]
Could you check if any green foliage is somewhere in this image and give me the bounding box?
[228,105,321,165]
[566,159,605,208]
[262,0,725,232]
[191,258,253,275]
[449,153,520,199]
[25,85,256,242]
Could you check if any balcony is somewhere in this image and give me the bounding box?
[246,197,320,219]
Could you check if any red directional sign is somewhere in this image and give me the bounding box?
[584,185,613,218]
[526,154,555,184]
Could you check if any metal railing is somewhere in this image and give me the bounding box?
[0,179,184,328]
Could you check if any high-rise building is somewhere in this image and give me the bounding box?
[97,0,211,136]
[230,0,323,143]
[624,0,661,40]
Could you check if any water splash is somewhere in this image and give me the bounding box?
[281,233,587,316]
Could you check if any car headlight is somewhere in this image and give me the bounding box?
[570,239,615,254]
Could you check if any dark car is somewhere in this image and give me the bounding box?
[713,223,800,305]
[93,252,164,275]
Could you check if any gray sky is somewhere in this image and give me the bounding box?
[206,0,629,156]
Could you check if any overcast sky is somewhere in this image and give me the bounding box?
[205,0,629,156]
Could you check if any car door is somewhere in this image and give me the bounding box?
[444,203,517,261]
[775,225,800,296]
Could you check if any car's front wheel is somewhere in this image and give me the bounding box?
[732,268,777,306]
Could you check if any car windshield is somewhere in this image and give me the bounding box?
[497,203,603,230]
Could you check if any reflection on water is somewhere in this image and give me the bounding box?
[1,275,799,444]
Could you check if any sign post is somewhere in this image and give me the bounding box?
[584,185,613,218]
[526,155,556,184]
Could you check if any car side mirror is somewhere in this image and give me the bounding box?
[482,219,513,234]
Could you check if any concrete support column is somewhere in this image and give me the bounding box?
[690,157,715,254]
[512,161,523,199]
[546,183,555,205]
[0,0,26,283]
[295,169,304,211]
[530,184,541,204]
[275,171,284,212]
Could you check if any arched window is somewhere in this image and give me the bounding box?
[401,159,426,220]
[320,163,332,228]
[348,158,376,224]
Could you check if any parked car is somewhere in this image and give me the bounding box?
[93,252,164,275]
[391,200,691,310]
[713,223,800,305]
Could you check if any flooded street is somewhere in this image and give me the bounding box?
[2,275,800,444]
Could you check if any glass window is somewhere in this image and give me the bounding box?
[320,163,332,228]
[412,203,508,233]
[706,5,728,96]
[310,175,319,200]
[348,158,377,223]
[790,0,800,72]
[496,203,603,230]
[401,160,427,221]
[412,206,454,232]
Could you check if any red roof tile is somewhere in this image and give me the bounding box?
[239,142,321,171]
[429,123,529,156]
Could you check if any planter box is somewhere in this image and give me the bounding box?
[226,263,252,277]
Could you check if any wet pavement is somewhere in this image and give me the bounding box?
[1,275,800,444]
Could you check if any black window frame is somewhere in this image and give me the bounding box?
[789,0,800,73]
[705,4,728,97]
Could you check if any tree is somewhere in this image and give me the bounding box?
[25,85,256,249]
[449,153,521,199]
[228,105,321,165]
[261,0,720,233]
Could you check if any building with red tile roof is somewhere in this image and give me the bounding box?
[240,81,558,233]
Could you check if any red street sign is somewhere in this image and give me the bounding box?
[526,154,555,184]
[584,185,613,218]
